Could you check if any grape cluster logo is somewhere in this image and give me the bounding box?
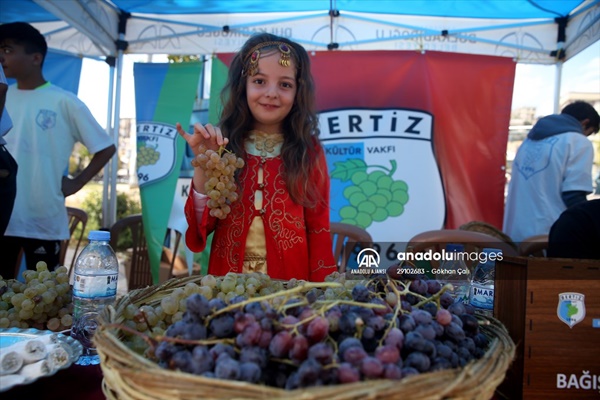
[331,158,409,229]
[320,108,445,256]
[557,292,586,329]
[136,121,177,187]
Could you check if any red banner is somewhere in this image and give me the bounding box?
[311,51,515,231]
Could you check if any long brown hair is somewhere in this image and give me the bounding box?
[219,33,325,206]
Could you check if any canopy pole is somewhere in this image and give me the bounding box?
[107,47,124,228]
[102,57,116,229]
[553,60,563,114]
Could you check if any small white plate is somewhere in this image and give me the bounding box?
[0,327,83,392]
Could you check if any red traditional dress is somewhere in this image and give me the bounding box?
[184,131,337,281]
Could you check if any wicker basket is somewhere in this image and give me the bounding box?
[95,276,515,400]
[459,221,519,252]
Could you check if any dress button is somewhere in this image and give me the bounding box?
[258,183,265,189]
[260,208,266,215]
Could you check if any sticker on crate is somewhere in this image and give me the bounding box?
[557,292,586,328]
[593,319,600,328]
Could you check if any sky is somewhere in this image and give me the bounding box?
[78,41,600,129]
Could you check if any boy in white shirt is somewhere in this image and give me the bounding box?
[0,22,116,277]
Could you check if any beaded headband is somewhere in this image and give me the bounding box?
[243,41,293,76]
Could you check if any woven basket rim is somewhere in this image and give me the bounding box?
[96,277,516,400]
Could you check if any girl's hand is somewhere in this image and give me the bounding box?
[176,122,229,157]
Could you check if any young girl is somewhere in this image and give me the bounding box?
[177,33,336,282]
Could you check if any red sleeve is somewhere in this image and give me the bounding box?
[306,145,337,281]
[184,181,217,252]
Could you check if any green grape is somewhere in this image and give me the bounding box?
[367,170,386,182]
[343,185,362,199]
[351,171,368,185]
[358,180,377,197]
[0,318,9,328]
[372,207,389,222]
[377,174,393,190]
[369,193,388,208]
[355,211,373,228]
[392,189,409,204]
[340,218,357,225]
[357,200,376,214]
[349,192,367,207]
[339,206,358,219]
[377,188,392,201]
[387,201,405,217]
[390,180,408,192]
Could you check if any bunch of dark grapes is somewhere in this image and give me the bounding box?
[141,274,490,390]
[191,144,245,219]
[0,262,73,331]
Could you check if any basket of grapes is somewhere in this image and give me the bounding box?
[95,272,515,400]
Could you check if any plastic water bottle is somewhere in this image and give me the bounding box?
[469,248,501,317]
[436,244,471,304]
[71,230,118,364]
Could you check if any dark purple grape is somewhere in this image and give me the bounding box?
[209,343,235,361]
[289,334,309,363]
[375,344,400,364]
[186,294,211,318]
[234,312,256,333]
[409,279,428,296]
[404,351,431,372]
[297,358,322,387]
[236,321,262,347]
[269,331,293,358]
[244,302,266,320]
[448,302,466,316]
[308,342,334,365]
[285,372,300,390]
[239,361,262,383]
[278,315,299,331]
[165,321,185,337]
[360,356,384,379]
[258,329,273,349]
[473,333,489,349]
[339,312,359,334]
[451,314,464,328]
[259,316,273,331]
[306,288,318,304]
[422,302,439,317]
[182,310,201,325]
[338,337,363,356]
[411,309,433,325]
[208,298,227,312]
[439,293,454,309]
[398,314,416,333]
[430,357,452,371]
[445,322,466,342]
[401,366,420,378]
[239,346,268,368]
[370,297,391,316]
[306,316,329,343]
[170,350,193,372]
[400,300,413,312]
[215,357,241,380]
[426,280,442,294]
[383,363,403,379]
[460,337,476,354]
[209,314,235,338]
[463,303,476,315]
[415,323,436,341]
[431,321,445,338]
[459,314,479,335]
[351,285,371,302]
[367,315,386,332]
[337,362,360,383]
[435,343,453,360]
[182,322,207,341]
[342,346,368,365]
[191,345,214,374]
[154,341,178,361]
[384,327,404,351]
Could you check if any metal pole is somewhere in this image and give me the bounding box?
[102,59,116,229]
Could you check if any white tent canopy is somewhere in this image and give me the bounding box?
[2,0,599,226]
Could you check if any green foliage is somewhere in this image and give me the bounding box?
[167,55,201,63]
[79,190,142,251]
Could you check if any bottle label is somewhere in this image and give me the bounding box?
[73,273,118,298]
[469,283,494,311]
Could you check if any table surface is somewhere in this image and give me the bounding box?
[4,364,104,400]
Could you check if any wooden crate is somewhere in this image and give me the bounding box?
[494,256,600,399]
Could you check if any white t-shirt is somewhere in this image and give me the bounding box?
[4,83,114,240]
[503,132,593,243]
[0,66,12,143]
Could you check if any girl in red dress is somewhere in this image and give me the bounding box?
[177,33,336,282]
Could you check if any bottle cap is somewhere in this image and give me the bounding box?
[445,243,464,252]
[88,230,110,241]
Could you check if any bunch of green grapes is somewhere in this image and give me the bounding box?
[0,262,74,331]
[339,169,409,229]
[137,144,160,167]
[192,144,245,220]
